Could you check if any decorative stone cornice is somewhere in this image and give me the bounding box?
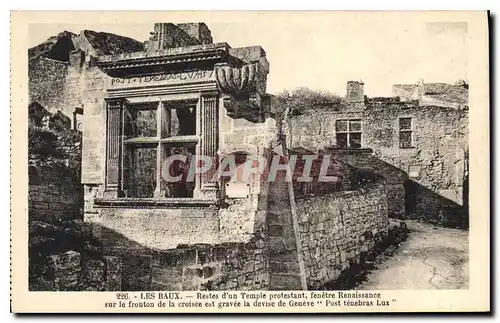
[97,47,230,76]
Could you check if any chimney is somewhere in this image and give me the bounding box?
[346,81,365,103]
[416,79,425,100]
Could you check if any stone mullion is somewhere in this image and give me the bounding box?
[120,104,129,195]
[194,99,202,197]
[154,101,166,198]
[104,99,124,198]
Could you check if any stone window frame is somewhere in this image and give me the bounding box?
[398,116,415,149]
[335,118,363,149]
[102,92,219,202]
[121,99,199,198]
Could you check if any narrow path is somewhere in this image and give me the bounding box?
[356,220,469,290]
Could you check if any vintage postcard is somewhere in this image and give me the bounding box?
[10,11,490,313]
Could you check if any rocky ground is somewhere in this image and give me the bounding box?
[356,220,469,290]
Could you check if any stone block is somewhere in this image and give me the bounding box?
[55,270,80,290]
[212,247,227,262]
[268,224,284,236]
[184,266,203,279]
[202,266,214,279]
[105,271,122,291]
[83,259,105,284]
[197,249,212,265]
[48,251,81,271]
[183,249,197,266]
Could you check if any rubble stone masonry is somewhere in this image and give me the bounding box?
[295,184,389,289]
[286,102,468,227]
[29,124,83,222]
[44,251,122,291]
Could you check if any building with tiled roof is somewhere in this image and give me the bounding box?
[392,79,469,109]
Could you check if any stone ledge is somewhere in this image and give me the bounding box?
[93,197,220,209]
[325,148,374,154]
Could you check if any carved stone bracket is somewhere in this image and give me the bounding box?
[215,62,268,121]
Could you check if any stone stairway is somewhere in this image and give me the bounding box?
[267,174,305,290]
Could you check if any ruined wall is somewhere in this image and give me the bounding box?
[29,50,108,188]
[45,251,121,291]
[85,204,269,291]
[334,150,406,219]
[177,23,213,44]
[29,45,108,183]
[29,57,68,115]
[28,218,120,291]
[29,163,83,222]
[78,65,108,185]
[366,103,468,227]
[28,122,83,222]
[31,249,122,291]
[286,103,468,227]
[295,184,389,289]
[112,241,269,291]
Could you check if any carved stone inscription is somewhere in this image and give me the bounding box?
[109,70,215,89]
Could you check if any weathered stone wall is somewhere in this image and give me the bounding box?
[28,121,83,222]
[29,51,108,186]
[333,149,407,219]
[28,219,121,291]
[295,184,389,289]
[29,164,83,222]
[177,23,213,44]
[84,178,272,291]
[40,251,122,291]
[286,103,468,227]
[142,241,268,291]
[29,57,68,115]
[29,54,106,120]
[87,207,221,251]
[83,226,269,291]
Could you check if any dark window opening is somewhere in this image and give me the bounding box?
[128,145,157,198]
[335,119,362,149]
[349,133,362,148]
[161,144,196,198]
[399,117,414,148]
[170,105,197,136]
[336,133,348,149]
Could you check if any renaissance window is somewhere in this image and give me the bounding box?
[104,94,218,200]
[122,100,198,198]
[399,117,414,149]
[335,119,362,149]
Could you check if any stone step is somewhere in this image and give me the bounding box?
[270,260,300,274]
[269,285,294,291]
[267,200,290,214]
[267,224,285,237]
[269,250,298,262]
[269,273,303,290]
[268,236,297,252]
[266,211,284,225]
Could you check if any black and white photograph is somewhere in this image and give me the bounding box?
[10,10,490,313]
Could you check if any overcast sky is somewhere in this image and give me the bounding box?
[28,12,468,97]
